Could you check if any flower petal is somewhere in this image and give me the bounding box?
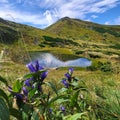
[22,87,28,96]
[15,93,23,101]
[60,105,65,111]
[24,78,32,86]
[62,79,69,88]
[26,63,36,72]
[69,68,74,74]
[65,73,71,82]
[41,71,48,81]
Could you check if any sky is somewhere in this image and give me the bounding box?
[0,0,120,29]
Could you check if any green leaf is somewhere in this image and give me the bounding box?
[70,90,80,107]
[0,76,8,86]
[22,103,32,114]
[64,112,87,120]
[0,97,10,120]
[28,88,37,99]
[70,81,78,87]
[23,73,35,79]
[31,111,40,120]
[0,89,9,104]
[45,82,58,95]
[22,111,29,120]
[9,108,22,120]
[49,95,67,105]
[12,80,22,92]
[55,98,69,104]
[58,88,68,94]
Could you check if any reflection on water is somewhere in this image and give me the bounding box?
[30,53,91,68]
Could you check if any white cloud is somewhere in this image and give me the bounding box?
[0,9,49,28]
[44,10,54,25]
[91,15,98,19]
[0,0,120,28]
[105,21,110,25]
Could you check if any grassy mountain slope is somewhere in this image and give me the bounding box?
[45,17,120,61]
[0,18,58,62]
[45,17,120,42]
[0,17,120,64]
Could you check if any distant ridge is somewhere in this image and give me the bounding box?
[45,17,120,40]
[0,16,120,45]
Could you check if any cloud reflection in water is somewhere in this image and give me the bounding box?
[30,53,91,68]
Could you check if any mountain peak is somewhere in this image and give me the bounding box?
[60,17,71,21]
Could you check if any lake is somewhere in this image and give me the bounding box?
[29,52,92,68]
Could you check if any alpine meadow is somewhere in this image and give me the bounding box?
[0,17,120,120]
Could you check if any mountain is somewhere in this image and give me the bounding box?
[0,17,51,44]
[0,17,120,63]
[45,17,120,42]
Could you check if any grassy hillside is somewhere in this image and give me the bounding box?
[0,17,120,69]
[45,17,120,42]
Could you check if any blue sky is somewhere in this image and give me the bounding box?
[0,0,120,29]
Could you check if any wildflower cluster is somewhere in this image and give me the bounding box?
[5,61,88,120]
[8,60,48,106]
[0,59,120,120]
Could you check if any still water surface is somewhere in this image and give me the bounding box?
[29,53,91,68]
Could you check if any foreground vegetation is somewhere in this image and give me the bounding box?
[0,60,120,120]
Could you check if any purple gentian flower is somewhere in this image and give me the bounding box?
[60,105,65,112]
[26,60,44,73]
[8,86,23,101]
[64,68,74,82]
[24,78,33,87]
[35,60,44,71]
[41,71,48,81]
[15,93,23,101]
[62,79,69,88]
[65,73,71,82]
[26,60,48,81]
[22,87,28,96]
[69,68,74,75]
[26,63,36,72]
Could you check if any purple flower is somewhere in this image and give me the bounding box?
[62,79,69,88]
[60,105,65,112]
[64,68,74,82]
[8,86,23,101]
[22,87,28,96]
[26,60,48,82]
[26,60,44,73]
[65,73,71,82]
[24,78,32,87]
[26,63,36,72]
[69,68,74,75]
[35,60,44,71]
[41,71,48,81]
[15,93,23,101]
[26,60,48,95]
